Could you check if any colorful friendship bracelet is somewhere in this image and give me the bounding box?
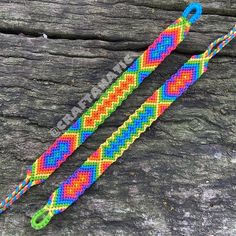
[0,3,202,213]
[31,25,236,230]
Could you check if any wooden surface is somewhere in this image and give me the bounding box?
[0,1,235,235]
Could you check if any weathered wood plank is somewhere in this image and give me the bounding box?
[0,0,235,235]
[0,0,235,40]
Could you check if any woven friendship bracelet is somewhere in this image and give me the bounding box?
[31,25,236,230]
[0,3,202,213]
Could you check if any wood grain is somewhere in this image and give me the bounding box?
[0,1,235,235]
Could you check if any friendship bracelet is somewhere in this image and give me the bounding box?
[0,3,202,214]
[31,25,236,230]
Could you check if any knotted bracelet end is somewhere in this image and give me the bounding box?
[182,2,202,24]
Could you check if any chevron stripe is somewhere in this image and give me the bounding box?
[42,54,209,215]
[28,17,191,184]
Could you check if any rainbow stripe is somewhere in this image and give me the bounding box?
[1,3,203,217]
[36,54,209,217]
[28,17,191,184]
[31,24,236,228]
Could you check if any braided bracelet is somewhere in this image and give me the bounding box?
[31,25,236,230]
[0,3,202,214]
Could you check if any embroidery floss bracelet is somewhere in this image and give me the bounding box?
[0,3,202,214]
[31,25,236,230]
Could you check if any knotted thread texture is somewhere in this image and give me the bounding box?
[42,54,209,215]
[29,17,191,183]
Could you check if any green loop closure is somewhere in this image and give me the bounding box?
[31,207,53,230]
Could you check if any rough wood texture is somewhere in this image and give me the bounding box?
[0,1,235,235]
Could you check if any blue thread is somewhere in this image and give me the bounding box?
[182,3,202,24]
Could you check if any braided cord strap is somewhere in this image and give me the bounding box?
[0,3,202,214]
[31,25,236,229]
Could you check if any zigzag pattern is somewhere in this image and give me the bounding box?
[29,17,191,183]
[42,55,209,214]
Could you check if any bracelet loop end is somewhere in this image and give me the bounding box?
[182,2,202,24]
[31,207,53,230]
